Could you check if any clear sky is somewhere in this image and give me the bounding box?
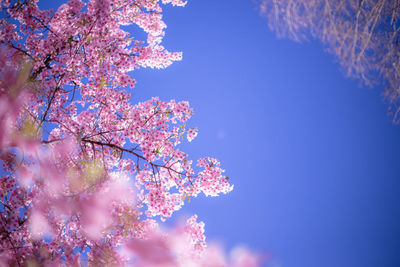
[39,0,400,266]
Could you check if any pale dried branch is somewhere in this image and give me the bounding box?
[260,0,400,122]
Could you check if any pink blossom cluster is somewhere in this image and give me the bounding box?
[121,215,261,267]
[187,128,198,142]
[0,0,261,265]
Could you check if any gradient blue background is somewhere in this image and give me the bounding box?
[38,0,400,266]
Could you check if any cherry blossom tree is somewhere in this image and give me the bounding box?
[0,0,260,265]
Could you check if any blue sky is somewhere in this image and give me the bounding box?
[133,1,400,267]
[38,0,400,266]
